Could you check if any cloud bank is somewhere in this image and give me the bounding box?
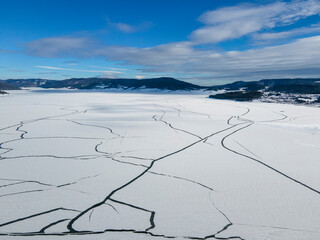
[190,0,320,44]
[21,0,320,83]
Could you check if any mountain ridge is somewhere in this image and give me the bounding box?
[2,77,320,94]
[3,77,200,91]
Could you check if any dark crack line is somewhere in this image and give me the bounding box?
[0,107,86,159]
[223,109,320,196]
[1,154,102,160]
[56,173,103,188]
[0,174,103,194]
[105,203,119,214]
[23,136,104,140]
[185,106,251,240]
[235,223,320,234]
[88,209,94,222]
[103,152,215,192]
[0,178,53,187]
[233,140,261,159]
[153,106,202,139]
[39,219,70,233]
[221,121,320,195]
[68,119,121,137]
[0,176,101,198]
[16,123,27,139]
[106,155,150,168]
[186,110,214,120]
[0,189,47,198]
[96,142,150,168]
[155,104,214,121]
[187,193,245,240]
[2,136,105,145]
[0,136,105,159]
[0,208,81,228]
[0,122,27,157]
[258,111,288,123]
[103,152,214,193]
[96,133,217,192]
[0,229,177,238]
[187,224,245,240]
[0,228,246,239]
[95,142,113,156]
[0,123,22,132]
[66,109,248,233]
[119,155,154,161]
[0,140,14,156]
[0,109,84,133]
[208,193,231,224]
[0,181,27,188]
[148,171,215,191]
[109,198,155,231]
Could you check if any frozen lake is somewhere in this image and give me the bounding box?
[1,89,320,240]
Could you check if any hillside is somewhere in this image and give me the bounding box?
[4,77,201,91]
[2,77,320,104]
[0,81,20,90]
[210,78,320,94]
[3,77,320,93]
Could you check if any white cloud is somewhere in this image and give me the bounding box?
[97,42,195,66]
[25,34,320,83]
[37,71,59,75]
[252,24,320,41]
[35,66,121,74]
[96,36,320,83]
[115,23,138,33]
[107,19,152,33]
[89,65,128,71]
[115,23,136,33]
[26,37,93,57]
[190,0,320,44]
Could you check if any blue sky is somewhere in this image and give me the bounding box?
[1,0,320,85]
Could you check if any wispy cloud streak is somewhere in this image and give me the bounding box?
[35,66,121,74]
[190,0,320,44]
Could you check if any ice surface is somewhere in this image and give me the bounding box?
[0,89,319,239]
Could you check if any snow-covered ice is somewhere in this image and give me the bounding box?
[0,89,320,240]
